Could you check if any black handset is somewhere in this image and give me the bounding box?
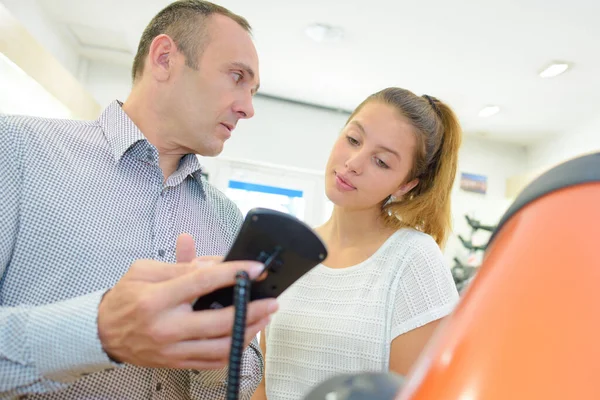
[192,208,328,311]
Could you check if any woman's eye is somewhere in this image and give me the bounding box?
[375,158,389,169]
[346,136,359,145]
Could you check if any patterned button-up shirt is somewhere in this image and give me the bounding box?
[0,101,262,399]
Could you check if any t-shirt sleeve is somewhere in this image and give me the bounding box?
[390,233,460,340]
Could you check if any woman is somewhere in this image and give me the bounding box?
[252,87,462,400]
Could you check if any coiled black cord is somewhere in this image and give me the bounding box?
[227,270,251,400]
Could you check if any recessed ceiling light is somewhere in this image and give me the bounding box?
[478,105,500,118]
[305,23,344,42]
[539,62,570,78]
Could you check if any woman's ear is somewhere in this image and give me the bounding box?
[393,178,419,198]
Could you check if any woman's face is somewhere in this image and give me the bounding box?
[324,101,419,210]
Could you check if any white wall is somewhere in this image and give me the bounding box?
[84,60,132,107]
[83,60,346,173]
[0,0,100,119]
[499,116,600,202]
[527,115,600,172]
[0,0,81,77]
[220,96,346,172]
[0,52,72,118]
[0,1,587,270]
[83,60,528,263]
[446,138,527,266]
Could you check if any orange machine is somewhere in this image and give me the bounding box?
[397,152,600,400]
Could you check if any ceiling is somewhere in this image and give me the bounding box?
[37,0,600,145]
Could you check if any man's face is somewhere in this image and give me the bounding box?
[165,14,260,156]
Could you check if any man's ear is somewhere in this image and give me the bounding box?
[147,34,177,82]
[393,178,419,198]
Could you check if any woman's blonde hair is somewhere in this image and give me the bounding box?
[347,87,462,248]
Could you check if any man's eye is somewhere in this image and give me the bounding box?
[232,72,243,83]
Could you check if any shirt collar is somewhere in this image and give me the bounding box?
[98,100,205,183]
[98,100,146,162]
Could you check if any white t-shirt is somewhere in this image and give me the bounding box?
[264,228,459,400]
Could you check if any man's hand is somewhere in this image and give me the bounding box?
[97,234,277,370]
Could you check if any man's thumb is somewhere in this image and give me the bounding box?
[175,233,197,263]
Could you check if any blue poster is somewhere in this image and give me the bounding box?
[460,172,487,194]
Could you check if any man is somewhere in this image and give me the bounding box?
[0,1,278,399]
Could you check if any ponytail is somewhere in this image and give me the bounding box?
[361,88,462,248]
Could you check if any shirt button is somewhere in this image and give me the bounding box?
[158,249,165,257]
[156,382,162,391]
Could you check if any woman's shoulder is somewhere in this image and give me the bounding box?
[367,228,445,278]
[383,228,441,256]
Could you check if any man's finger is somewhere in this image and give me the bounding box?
[168,337,232,362]
[159,260,266,307]
[243,316,271,348]
[130,260,199,283]
[193,255,224,267]
[173,298,278,341]
[176,233,197,263]
[166,316,271,365]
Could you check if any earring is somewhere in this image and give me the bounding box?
[383,195,398,207]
